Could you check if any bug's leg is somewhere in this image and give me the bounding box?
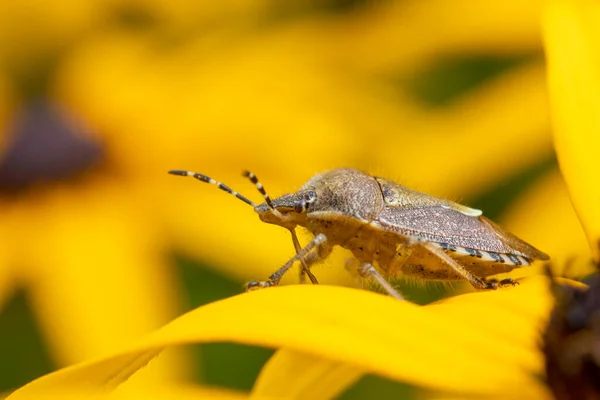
[486,278,519,287]
[299,269,307,284]
[424,242,510,290]
[298,240,333,284]
[245,234,328,291]
[345,251,408,298]
[357,263,405,300]
[289,229,319,285]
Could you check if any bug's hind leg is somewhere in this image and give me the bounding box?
[424,242,516,290]
[245,234,328,291]
[356,263,405,300]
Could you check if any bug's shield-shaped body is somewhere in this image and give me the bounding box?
[260,168,549,283]
[170,166,549,296]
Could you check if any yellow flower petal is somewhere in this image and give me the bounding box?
[116,383,248,400]
[103,0,272,31]
[7,383,247,400]
[53,31,363,176]
[0,74,15,154]
[251,349,363,399]
[9,278,560,398]
[500,169,594,278]
[373,62,552,198]
[0,223,14,310]
[0,1,100,67]
[345,0,544,73]
[1,178,192,381]
[543,0,600,261]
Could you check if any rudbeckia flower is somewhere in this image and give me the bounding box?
[4,0,600,398]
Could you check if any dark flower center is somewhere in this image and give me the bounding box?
[543,267,600,400]
[0,100,104,193]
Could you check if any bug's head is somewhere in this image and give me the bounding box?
[254,190,317,226]
[167,169,317,230]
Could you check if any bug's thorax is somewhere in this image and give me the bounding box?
[254,168,386,231]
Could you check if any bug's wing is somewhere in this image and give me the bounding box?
[374,178,549,260]
[479,216,549,260]
[375,177,482,216]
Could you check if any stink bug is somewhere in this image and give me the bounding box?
[169,167,549,299]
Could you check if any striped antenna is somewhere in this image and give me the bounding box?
[168,170,257,207]
[243,171,274,209]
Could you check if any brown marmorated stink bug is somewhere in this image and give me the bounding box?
[168,167,549,300]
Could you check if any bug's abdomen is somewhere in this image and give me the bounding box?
[432,242,531,267]
[395,243,529,281]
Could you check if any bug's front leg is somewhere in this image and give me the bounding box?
[245,234,328,291]
[296,239,332,284]
[289,229,320,285]
[423,242,517,290]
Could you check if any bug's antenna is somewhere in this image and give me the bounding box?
[169,170,257,207]
[242,171,275,209]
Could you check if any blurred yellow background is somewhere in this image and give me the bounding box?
[0,0,592,398]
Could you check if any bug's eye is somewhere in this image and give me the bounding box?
[294,200,306,213]
[294,191,317,213]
